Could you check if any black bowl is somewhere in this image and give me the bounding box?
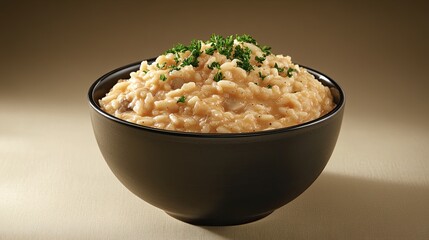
[88,59,345,226]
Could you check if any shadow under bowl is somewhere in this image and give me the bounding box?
[88,59,345,226]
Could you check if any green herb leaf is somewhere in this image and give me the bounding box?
[287,67,296,77]
[255,56,265,63]
[236,34,257,45]
[169,65,181,72]
[261,45,272,57]
[258,71,266,80]
[208,61,220,70]
[213,71,223,82]
[160,74,167,81]
[274,63,285,73]
[267,84,272,89]
[163,34,275,74]
[210,35,234,60]
[177,95,186,103]
[180,39,202,67]
[173,53,181,63]
[222,35,235,59]
[165,43,188,55]
[205,46,216,55]
[233,45,253,72]
[208,34,235,59]
[181,56,196,67]
[157,62,166,69]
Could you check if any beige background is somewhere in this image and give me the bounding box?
[1,1,428,239]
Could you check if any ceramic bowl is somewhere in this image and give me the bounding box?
[88,59,345,226]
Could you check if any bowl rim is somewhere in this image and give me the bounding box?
[88,59,345,138]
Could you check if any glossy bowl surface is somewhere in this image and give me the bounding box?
[88,59,345,226]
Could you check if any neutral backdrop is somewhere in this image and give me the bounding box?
[1,1,428,239]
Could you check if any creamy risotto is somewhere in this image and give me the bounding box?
[100,34,335,133]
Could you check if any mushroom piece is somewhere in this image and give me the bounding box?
[171,78,184,90]
[223,98,245,113]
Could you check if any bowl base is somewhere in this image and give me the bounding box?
[165,210,274,226]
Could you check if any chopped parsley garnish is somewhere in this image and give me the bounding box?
[169,65,181,72]
[274,63,285,73]
[156,62,166,69]
[213,71,223,82]
[165,43,187,55]
[160,35,299,81]
[142,70,149,74]
[255,56,265,63]
[207,34,235,59]
[208,61,220,70]
[221,35,235,58]
[267,84,272,89]
[177,95,186,103]
[181,57,196,67]
[173,54,181,64]
[233,45,253,72]
[180,39,202,67]
[205,47,216,55]
[287,67,296,77]
[261,45,272,57]
[236,34,257,44]
[165,40,202,68]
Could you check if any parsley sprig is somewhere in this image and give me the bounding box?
[169,65,181,72]
[255,56,265,63]
[208,61,220,70]
[165,43,187,55]
[287,67,296,77]
[181,39,202,67]
[165,40,202,68]
[177,95,186,103]
[156,62,166,69]
[162,34,296,81]
[164,34,272,72]
[236,34,257,45]
[205,34,235,59]
[213,71,223,82]
[233,45,253,72]
[261,46,272,57]
[274,63,285,73]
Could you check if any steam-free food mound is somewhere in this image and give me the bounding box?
[100,34,335,133]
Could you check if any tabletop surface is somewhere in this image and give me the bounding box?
[1,1,428,239]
